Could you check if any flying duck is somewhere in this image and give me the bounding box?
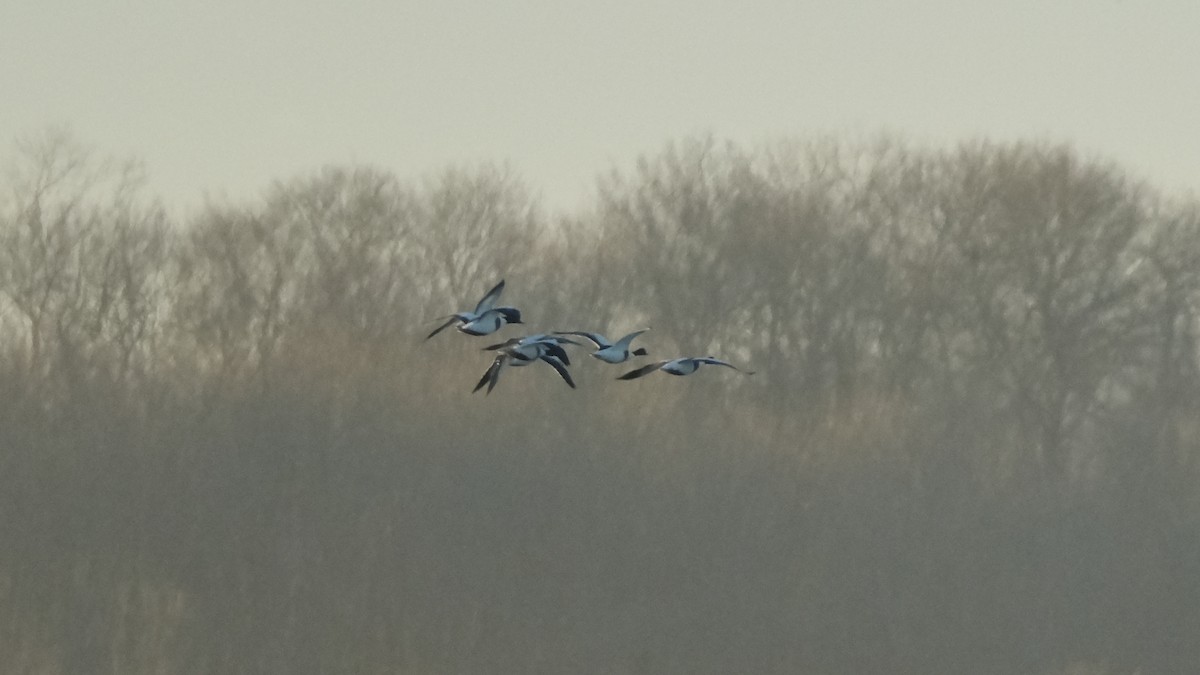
[617,356,754,380]
[551,329,650,364]
[425,279,523,340]
[473,336,578,394]
[482,334,580,365]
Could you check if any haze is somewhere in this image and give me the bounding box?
[4,0,1198,213]
[4,3,1200,674]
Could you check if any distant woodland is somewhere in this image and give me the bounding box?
[1,129,1197,674]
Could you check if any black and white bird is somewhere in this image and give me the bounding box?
[482,334,580,361]
[617,356,754,380]
[551,329,650,364]
[425,279,522,340]
[473,334,580,394]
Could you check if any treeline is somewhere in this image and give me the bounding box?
[1,130,1197,674]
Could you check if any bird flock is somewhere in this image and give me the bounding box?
[426,280,754,394]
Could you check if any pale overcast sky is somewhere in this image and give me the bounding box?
[4,0,1197,215]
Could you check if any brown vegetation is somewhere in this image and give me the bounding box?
[1,130,1197,673]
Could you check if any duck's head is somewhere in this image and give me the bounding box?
[498,307,523,325]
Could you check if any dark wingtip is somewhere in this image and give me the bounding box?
[633,347,649,356]
[473,360,499,393]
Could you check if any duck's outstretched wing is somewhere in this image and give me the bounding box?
[697,357,755,375]
[613,328,650,350]
[617,360,669,380]
[543,342,572,366]
[473,355,507,394]
[425,315,464,341]
[474,279,505,314]
[482,336,523,351]
[540,355,576,389]
[552,331,609,349]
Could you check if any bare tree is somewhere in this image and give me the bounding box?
[260,166,415,342]
[0,128,167,404]
[409,163,542,314]
[926,143,1154,482]
[172,203,302,400]
[2,129,1199,675]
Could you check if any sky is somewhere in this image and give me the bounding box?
[3,0,1198,216]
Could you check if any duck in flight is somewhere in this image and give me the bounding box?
[474,334,579,394]
[425,279,522,340]
[551,328,650,364]
[482,334,579,364]
[617,356,754,380]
